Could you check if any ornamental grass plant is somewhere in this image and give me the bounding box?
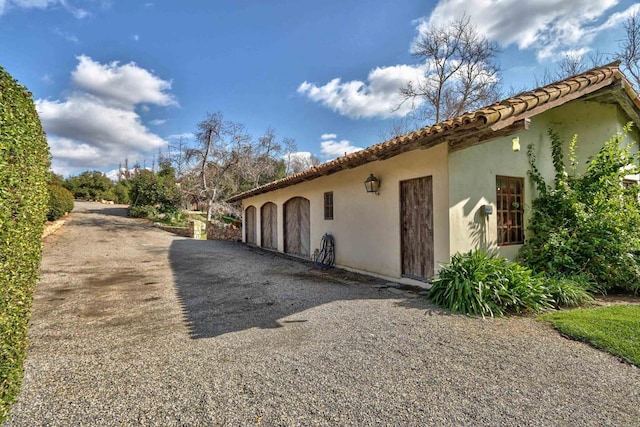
[429,250,553,317]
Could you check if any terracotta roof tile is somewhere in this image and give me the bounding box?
[228,61,633,203]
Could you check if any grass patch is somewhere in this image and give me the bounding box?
[539,304,640,367]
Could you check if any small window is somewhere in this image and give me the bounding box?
[324,192,333,220]
[496,176,524,246]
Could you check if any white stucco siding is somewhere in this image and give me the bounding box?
[448,100,638,261]
[241,143,449,282]
[448,134,530,260]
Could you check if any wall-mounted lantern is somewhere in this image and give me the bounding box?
[512,136,521,152]
[364,174,381,195]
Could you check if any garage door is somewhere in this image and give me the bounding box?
[245,205,257,245]
[261,202,277,249]
[284,197,310,257]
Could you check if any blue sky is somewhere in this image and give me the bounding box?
[1,0,639,177]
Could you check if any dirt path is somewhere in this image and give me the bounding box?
[5,201,640,426]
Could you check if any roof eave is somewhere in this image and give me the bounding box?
[227,62,633,203]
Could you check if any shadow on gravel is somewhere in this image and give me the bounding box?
[86,206,129,217]
[169,239,428,339]
[70,204,151,233]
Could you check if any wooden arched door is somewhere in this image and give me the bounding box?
[283,197,310,257]
[261,202,277,249]
[245,205,257,245]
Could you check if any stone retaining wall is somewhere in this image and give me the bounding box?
[206,222,241,241]
[189,220,206,239]
[154,224,191,237]
[155,220,241,241]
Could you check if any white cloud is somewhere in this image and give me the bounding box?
[0,0,88,17]
[297,1,637,119]
[318,134,362,158]
[72,55,177,109]
[321,133,337,140]
[420,0,635,61]
[36,55,175,176]
[104,168,121,182]
[298,63,428,119]
[53,27,78,43]
[167,132,194,140]
[287,151,314,162]
[59,0,87,18]
[149,119,166,126]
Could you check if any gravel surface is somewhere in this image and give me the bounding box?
[6,201,640,426]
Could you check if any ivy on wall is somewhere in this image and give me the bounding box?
[519,126,640,294]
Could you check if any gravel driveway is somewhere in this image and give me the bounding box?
[6,201,640,426]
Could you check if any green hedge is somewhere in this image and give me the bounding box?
[0,66,50,421]
[47,184,74,221]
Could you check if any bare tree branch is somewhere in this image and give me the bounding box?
[180,113,294,219]
[534,50,612,86]
[397,14,501,125]
[619,11,640,89]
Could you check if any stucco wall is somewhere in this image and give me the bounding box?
[242,143,449,283]
[448,100,638,261]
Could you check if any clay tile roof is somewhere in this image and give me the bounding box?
[227,61,631,203]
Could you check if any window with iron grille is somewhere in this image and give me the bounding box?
[496,176,524,245]
[324,191,333,220]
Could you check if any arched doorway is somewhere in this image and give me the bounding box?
[261,202,277,250]
[245,205,257,245]
[283,197,310,257]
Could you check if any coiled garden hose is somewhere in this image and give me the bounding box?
[314,233,335,270]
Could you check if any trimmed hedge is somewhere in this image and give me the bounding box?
[0,66,50,421]
[47,184,74,221]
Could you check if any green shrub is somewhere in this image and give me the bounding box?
[545,275,595,308]
[128,163,181,212]
[429,250,552,317]
[0,66,50,422]
[114,179,131,205]
[519,127,640,294]
[47,184,74,221]
[156,209,186,226]
[64,170,115,201]
[128,205,156,218]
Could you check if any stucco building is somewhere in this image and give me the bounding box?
[228,62,640,286]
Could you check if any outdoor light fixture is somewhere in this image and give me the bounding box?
[364,173,381,195]
[512,136,521,152]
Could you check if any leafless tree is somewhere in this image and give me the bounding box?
[397,14,501,125]
[285,152,320,174]
[378,117,420,140]
[242,127,295,187]
[558,53,588,77]
[169,136,189,181]
[619,11,640,89]
[182,113,296,220]
[535,50,610,86]
[185,112,252,221]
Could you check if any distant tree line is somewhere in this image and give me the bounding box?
[59,111,314,222]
